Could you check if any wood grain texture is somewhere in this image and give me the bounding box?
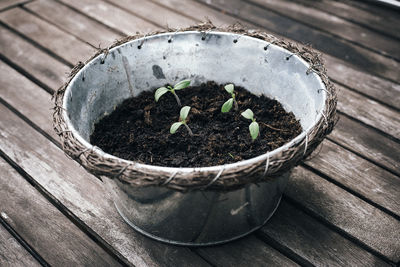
[0,225,40,267]
[247,0,400,60]
[0,0,31,11]
[152,0,400,111]
[296,0,400,40]
[57,0,159,35]
[25,0,122,47]
[324,54,400,111]
[0,101,390,266]
[337,84,400,140]
[0,61,56,138]
[195,235,299,267]
[196,0,400,82]
[286,167,400,263]
[0,26,69,90]
[260,201,390,267]
[306,139,400,217]
[0,43,297,267]
[150,0,246,27]
[0,104,210,267]
[329,115,400,176]
[1,61,396,266]
[0,158,121,266]
[0,8,94,65]
[105,0,196,28]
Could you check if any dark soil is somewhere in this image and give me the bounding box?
[90,81,302,167]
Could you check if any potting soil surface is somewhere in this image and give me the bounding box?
[90,81,302,167]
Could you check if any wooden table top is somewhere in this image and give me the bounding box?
[0,0,399,266]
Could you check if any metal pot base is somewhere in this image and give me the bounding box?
[106,172,289,246]
[114,196,282,246]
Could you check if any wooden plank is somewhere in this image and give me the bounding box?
[285,167,400,263]
[25,0,122,47]
[0,26,69,91]
[0,225,40,267]
[0,61,56,138]
[1,62,396,266]
[0,0,31,11]
[337,84,400,140]
[0,158,122,266]
[0,103,390,266]
[0,58,299,267]
[150,0,246,27]
[0,105,210,266]
[324,54,400,111]
[306,139,400,217]
[105,0,197,28]
[248,0,400,60]
[195,236,299,267]
[196,0,400,83]
[296,0,400,40]
[260,200,390,267]
[329,115,400,176]
[0,8,95,65]
[57,0,159,35]
[153,0,400,110]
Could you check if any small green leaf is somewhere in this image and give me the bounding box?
[221,98,234,113]
[241,109,254,120]
[174,79,191,90]
[170,122,183,134]
[224,84,234,94]
[249,121,259,140]
[155,87,169,102]
[180,106,191,120]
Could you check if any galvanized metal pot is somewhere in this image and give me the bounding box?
[55,29,334,246]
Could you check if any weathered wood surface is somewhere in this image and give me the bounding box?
[329,115,400,177]
[196,0,400,83]
[0,157,122,266]
[287,167,400,262]
[296,0,400,40]
[0,0,400,266]
[0,224,40,267]
[0,25,69,91]
[1,57,396,265]
[195,236,299,267]
[247,0,400,60]
[0,0,31,11]
[57,0,159,35]
[25,0,122,47]
[260,201,391,267]
[0,8,94,65]
[152,0,400,112]
[0,104,212,267]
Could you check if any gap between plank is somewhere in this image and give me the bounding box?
[326,136,400,178]
[282,195,396,266]
[0,149,132,267]
[301,163,400,221]
[20,6,101,49]
[242,0,400,62]
[337,111,400,144]
[254,230,315,267]
[192,0,400,85]
[0,214,50,267]
[0,55,54,94]
[294,0,400,42]
[53,0,127,36]
[0,20,73,67]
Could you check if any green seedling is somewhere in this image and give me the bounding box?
[155,79,191,107]
[170,106,194,136]
[241,109,259,140]
[221,84,239,113]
